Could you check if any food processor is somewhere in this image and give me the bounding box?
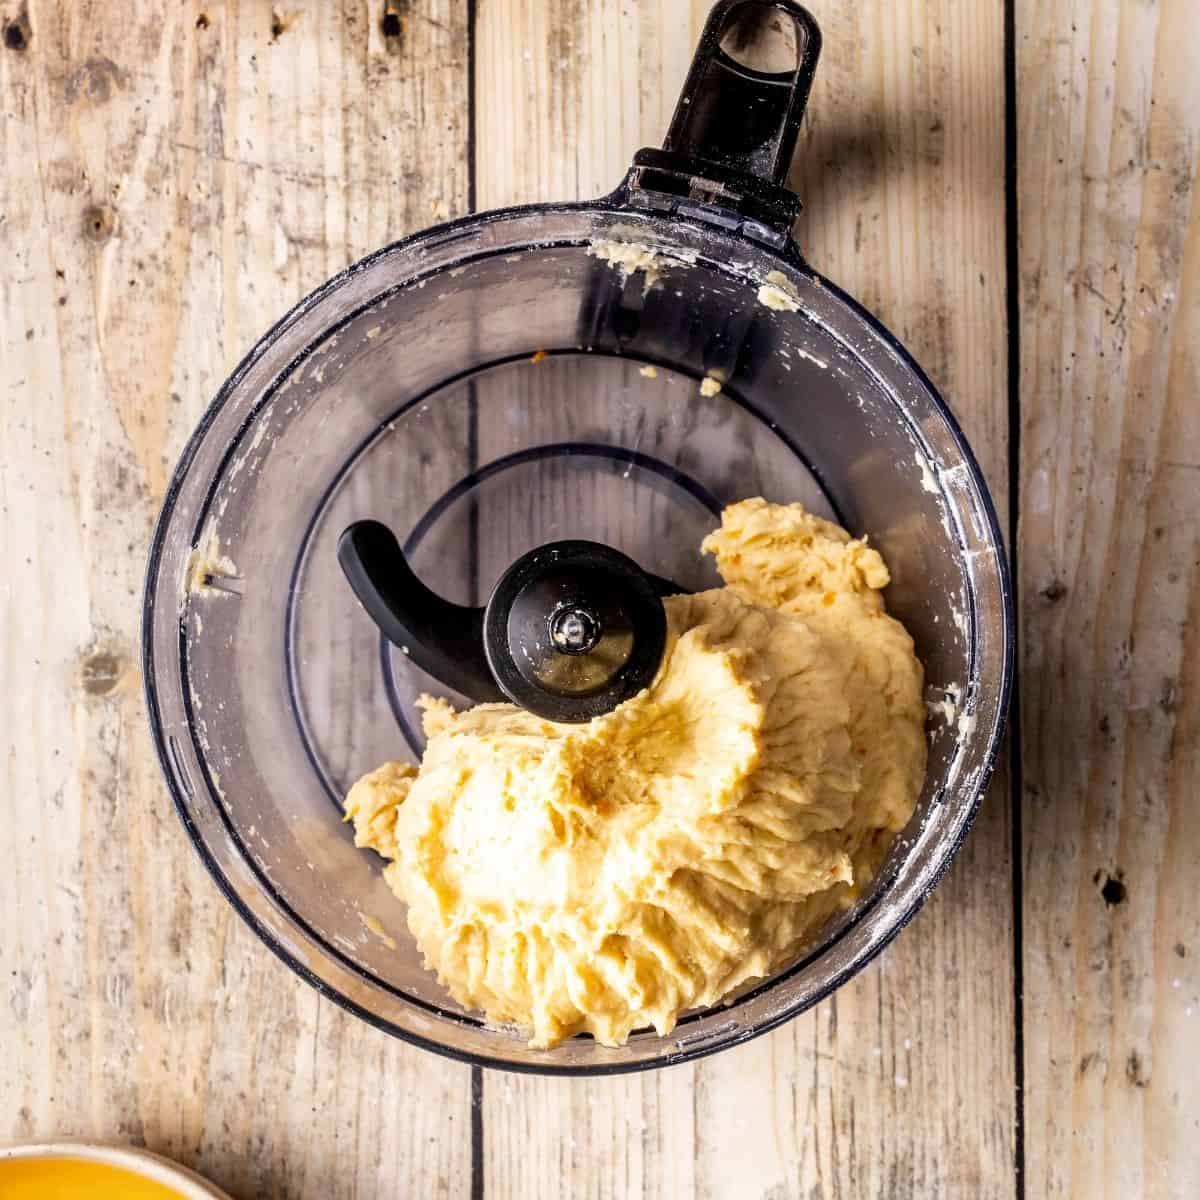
[143,0,1013,1072]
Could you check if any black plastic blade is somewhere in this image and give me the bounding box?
[337,520,504,704]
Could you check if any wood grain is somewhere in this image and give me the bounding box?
[0,2,474,1197]
[1017,0,1200,1196]
[474,2,1015,1197]
[5,0,1199,1196]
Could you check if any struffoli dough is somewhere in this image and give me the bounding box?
[344,499,927,1048]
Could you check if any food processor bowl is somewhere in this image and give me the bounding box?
[144,0,1012,1073]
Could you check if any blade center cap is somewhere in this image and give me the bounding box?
[549,604,601,656]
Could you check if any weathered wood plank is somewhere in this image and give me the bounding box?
[697,1,1016,1194]
[474,2,1015,1197]
[0,2,474,1196]
[1017,0,1200,1195]
[472,9,702,1196]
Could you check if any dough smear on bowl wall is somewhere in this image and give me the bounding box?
[344,499,927,1048]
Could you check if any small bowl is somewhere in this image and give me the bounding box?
[0,1142,231,1199]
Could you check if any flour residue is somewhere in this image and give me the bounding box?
[926,682,977,742]
[916,451,940,495]
[927,683,962,726]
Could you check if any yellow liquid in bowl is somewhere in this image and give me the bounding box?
[0,1156,189,1198]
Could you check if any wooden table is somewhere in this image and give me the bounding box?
[2,1,1197,1196]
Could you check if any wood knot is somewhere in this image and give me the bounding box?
[270,8,301,41]
[3,10,31,51]
[1094,869,1127,907]
[82,203,118,244]
[79,649,127,696]
[64,55,129,105]
[1125,1050,1149,1089]
[382,0,409,46]
[1038,578,1067,605]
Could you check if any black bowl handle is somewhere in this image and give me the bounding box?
[631,0,821,230]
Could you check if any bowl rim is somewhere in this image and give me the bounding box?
[142,199,1016,1075]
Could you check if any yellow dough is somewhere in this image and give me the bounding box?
[344,499,926,1048]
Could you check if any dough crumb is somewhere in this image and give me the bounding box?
[358,911,398,951]
[639,365,659,379]
[588,238,695,291]
[700,374,722,397]
[184,526,238,598]
[757,270,802,312]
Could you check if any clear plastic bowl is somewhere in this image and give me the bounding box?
[143,200,1013,1072]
